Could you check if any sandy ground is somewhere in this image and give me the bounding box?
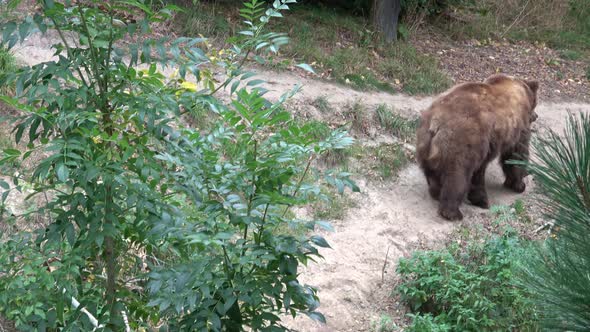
[3,31,590,332]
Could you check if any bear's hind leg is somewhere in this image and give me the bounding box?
[427,175,441,200]
[422,166,441,200]
[468,164,490,209]
[439,171,469,221]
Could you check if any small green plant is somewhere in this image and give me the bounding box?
[301,119,332,141]
[370,314,398,332]
[319,147,351,168]
[405,313,451,332]
[396,209,539,331]
[374,144,408,179]
[312,186,355,221]
[344,101,369,134]
[313,96,332,114]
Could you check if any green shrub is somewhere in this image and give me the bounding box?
[0,0,358,330]
[396,209,539,331]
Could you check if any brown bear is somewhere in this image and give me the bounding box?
[416,74,539,221]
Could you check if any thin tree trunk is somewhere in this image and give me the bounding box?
[372,0,402,43]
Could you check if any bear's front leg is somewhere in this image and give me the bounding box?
[501,133,530,193]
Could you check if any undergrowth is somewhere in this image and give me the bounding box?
[396,203,540,331]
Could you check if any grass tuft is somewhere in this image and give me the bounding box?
[313,96,333,114]
[375,104,419,141]
[343,101,369,134]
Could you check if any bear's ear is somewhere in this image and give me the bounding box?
[526,80,539,94]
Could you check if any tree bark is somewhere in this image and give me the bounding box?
[372,0,402,43]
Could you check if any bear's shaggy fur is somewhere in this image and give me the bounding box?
[416,74,539,221]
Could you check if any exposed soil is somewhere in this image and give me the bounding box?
[414,36,590,102]
[2,25,590,332]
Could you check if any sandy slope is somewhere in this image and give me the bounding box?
[7,32,590,332]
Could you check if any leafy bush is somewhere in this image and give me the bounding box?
[515,112,590,330]
[396,208,539,331]
[0,0,357,330]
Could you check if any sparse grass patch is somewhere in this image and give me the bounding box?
[373,144,409,179]
[313,96,333,114]
[301,119,332,141]
[319,148,351,168]
[512,199,532,224]
[558,49,583,61]
[0,47,17,96]
[312,186,355,221]
[375,104,419,141]
[174,1,233,39]
[377,43,451,95]
[348,143,410,180]
[342,72,395,93]
[343,101,370,134]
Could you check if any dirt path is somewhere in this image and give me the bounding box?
[8,32,590,331]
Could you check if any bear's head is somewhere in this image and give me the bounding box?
[484,74,539,123]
